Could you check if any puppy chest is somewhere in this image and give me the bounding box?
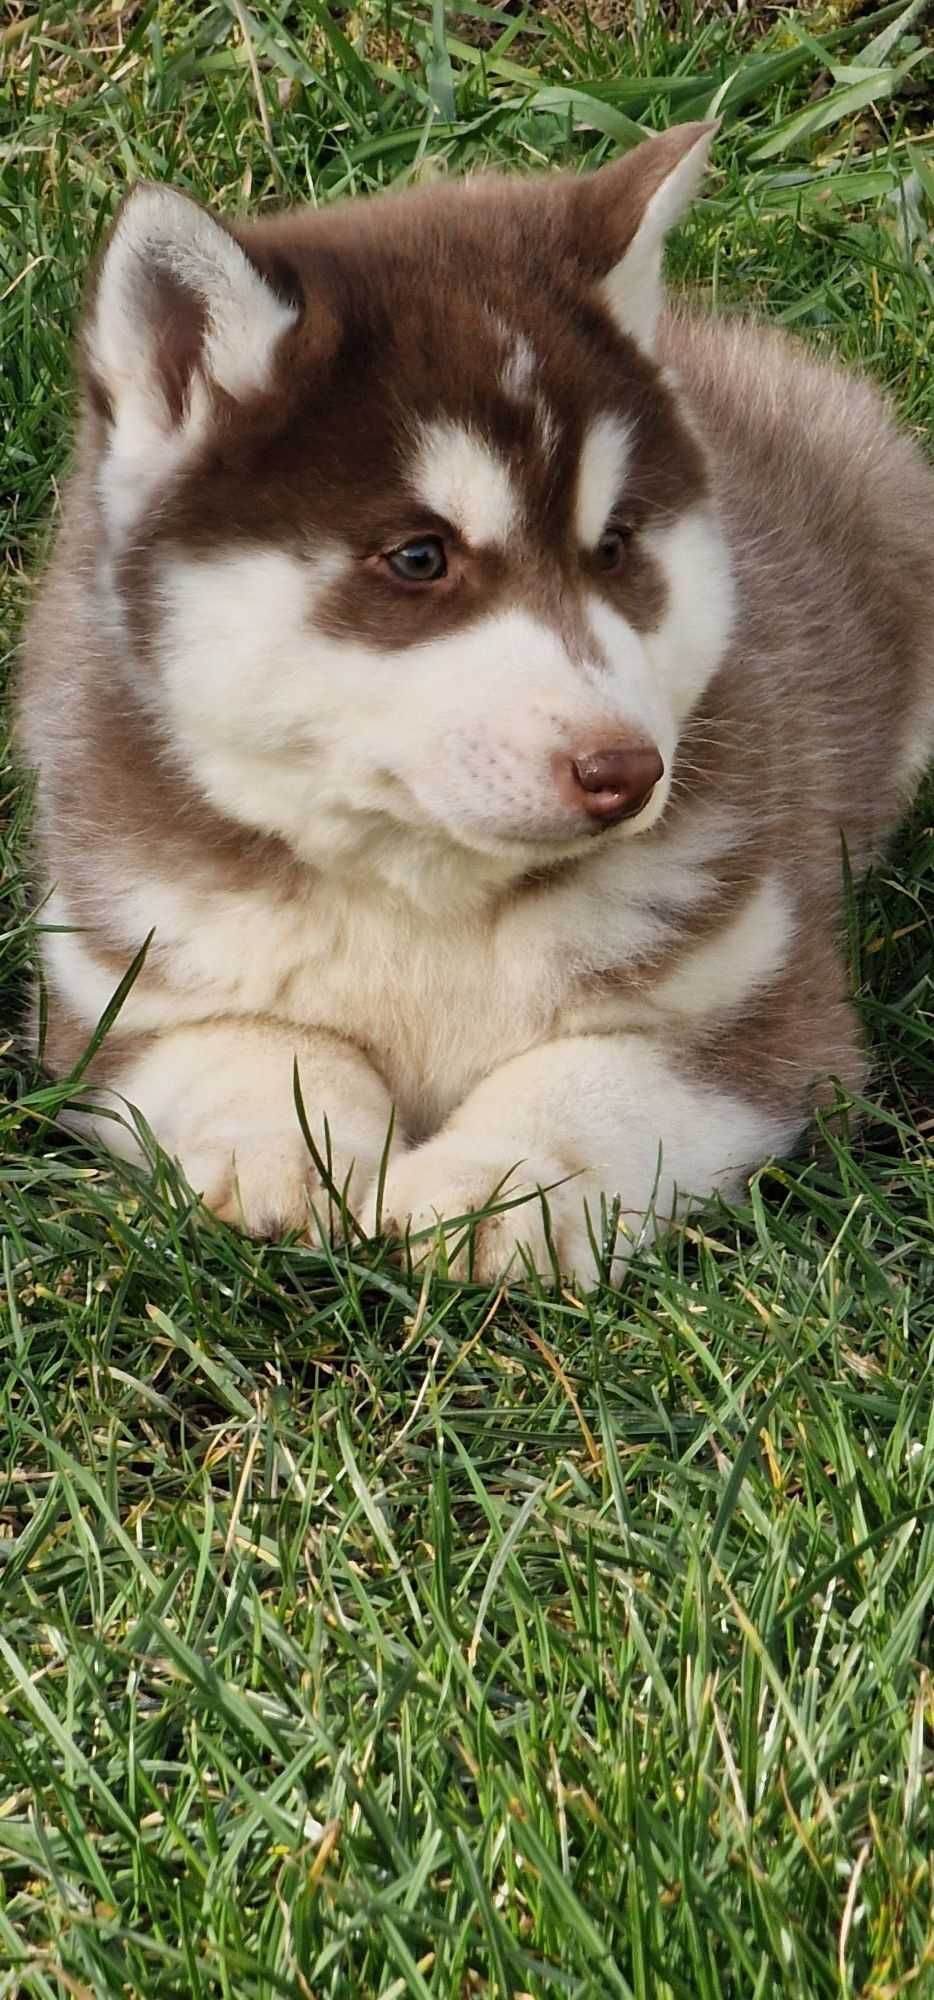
[156,882,556,1135]
[310,926,556,1138]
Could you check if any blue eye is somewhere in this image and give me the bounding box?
[385,537,447,582]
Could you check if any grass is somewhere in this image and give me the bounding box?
[1,1,934,1994]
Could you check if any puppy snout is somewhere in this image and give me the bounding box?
[562,744,664,827]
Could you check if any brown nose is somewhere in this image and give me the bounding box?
[569,745,664,826]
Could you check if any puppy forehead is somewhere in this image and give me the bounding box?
[406,410,633,550]
[354,293,619,546]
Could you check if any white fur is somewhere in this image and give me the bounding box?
[153,508,731,893]
[535,404,560,461]
[366,1036,797,1283]
[410,420,519,547]
[154,500,736,892]
[652,875,792,1017]
[41,890,129,1030]
[575,414,633,545]
[71,1020,396,1237]
[52,825,718,1145]
[88,185,296,537]
[601,127,715,351]
[40,888,812,1283]
[641,507,736,723]
[495,336,559,460]
[500,337,536,399]
[47,802,750,1155]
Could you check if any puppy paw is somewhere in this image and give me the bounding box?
[91,1026,399,1243]
[362,1133,603,1284]
[178,1122,379,1240]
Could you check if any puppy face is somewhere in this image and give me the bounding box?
[84,127,734,888]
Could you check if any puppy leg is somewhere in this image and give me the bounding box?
[365,1035,798,1284]
[68,1019,397,1238]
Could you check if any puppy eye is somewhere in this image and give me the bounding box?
[385,537,447,583]
[594,526,632,572]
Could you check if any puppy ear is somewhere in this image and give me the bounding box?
[577,122,717,351]
[83,183,299,532]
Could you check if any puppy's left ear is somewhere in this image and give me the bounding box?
[576,121,717,351]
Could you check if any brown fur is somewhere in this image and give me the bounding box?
[657,311,934,1114]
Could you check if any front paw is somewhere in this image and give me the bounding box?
[362,1134,601,1284]
[89,1025,399,1242]
[178,1122,379,1241]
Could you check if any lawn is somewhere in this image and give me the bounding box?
[1,2,933,1995]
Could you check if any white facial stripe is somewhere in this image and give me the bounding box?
[575,414,633,546]
[500,336,536,399]
[495,332,559,462]
[536,401,559,461]
[411,420,519,548]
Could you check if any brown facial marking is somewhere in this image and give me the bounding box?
[110,173,708,667]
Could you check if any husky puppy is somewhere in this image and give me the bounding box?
[18,124,934,1281]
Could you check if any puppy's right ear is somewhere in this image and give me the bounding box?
[84,183,298,534]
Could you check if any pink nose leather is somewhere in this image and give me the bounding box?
[566,744,664,826]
